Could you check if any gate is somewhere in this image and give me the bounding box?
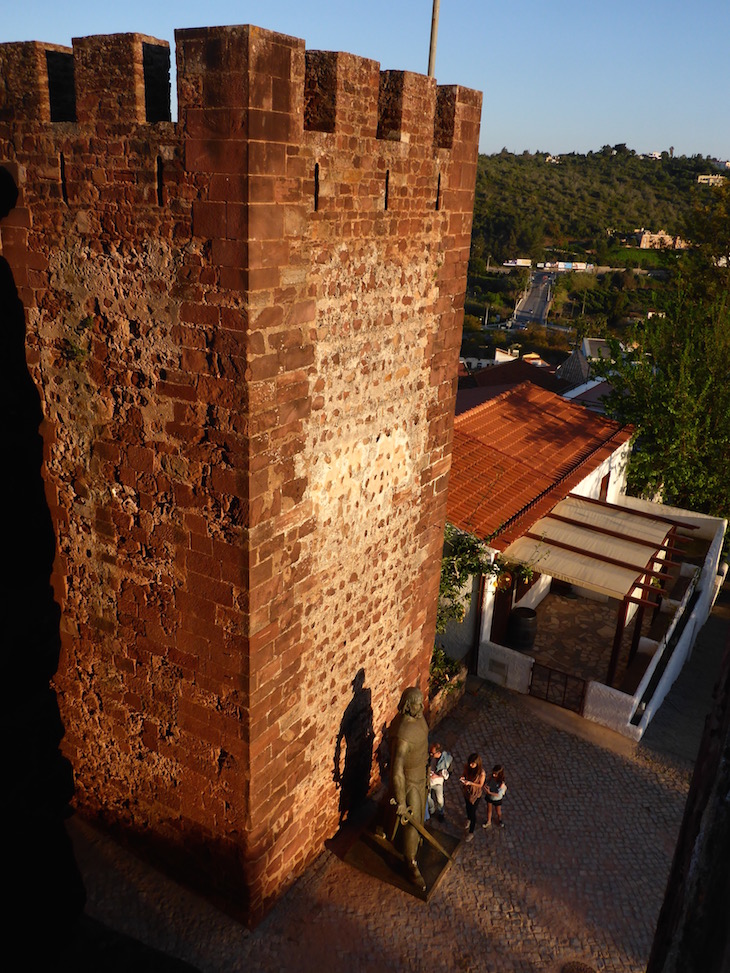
[529,662,586,715]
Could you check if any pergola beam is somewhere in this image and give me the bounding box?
[543,511,671,549]
[567,493,699,530]
[543,512,688,558]
[631,580,668,594]
[523,531,672,578]
[626,594,663,609]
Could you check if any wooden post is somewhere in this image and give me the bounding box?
[607,597,629,687]
[628,603,646,666]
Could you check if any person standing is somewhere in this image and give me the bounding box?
[483,764,507,828]
[460,753,485,842]
[427,743,453,822]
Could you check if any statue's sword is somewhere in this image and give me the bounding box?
[389,799,454,862]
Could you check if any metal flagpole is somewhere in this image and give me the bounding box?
[428,0,441,77]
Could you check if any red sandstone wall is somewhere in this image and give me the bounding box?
[0,25,480,920]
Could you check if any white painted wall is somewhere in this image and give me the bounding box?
[477,640,533,693]
[583,682,641,740]
[439,574,480,664]
[514,573,551,611]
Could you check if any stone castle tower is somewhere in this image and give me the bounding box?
[0,25,480,922]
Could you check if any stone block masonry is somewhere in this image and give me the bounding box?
[0,25,480,922]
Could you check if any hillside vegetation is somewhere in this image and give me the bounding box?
[462,147,728,355]
[469,146,724,267]
[463,152,730,520]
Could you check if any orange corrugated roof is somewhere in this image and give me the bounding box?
[446,383,633,549]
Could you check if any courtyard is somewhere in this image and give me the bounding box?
[65,581,729,973]
[519,531,713,701]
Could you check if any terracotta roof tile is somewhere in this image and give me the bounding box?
[446,383,633,548]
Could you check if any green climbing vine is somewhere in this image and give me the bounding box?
[436,522,536,636]
[436,523,492,635]
[432,523,539,697]
[428,645,464,698]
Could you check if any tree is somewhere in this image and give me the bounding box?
[686,182,730,276]
[463,314,482,334]
[591,178,730,522]
[595,276,730,519]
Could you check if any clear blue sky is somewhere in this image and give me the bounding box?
[4,0,729,159]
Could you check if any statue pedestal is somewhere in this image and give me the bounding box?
[328,804,460,902]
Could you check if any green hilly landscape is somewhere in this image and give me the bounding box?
[469,145,724,266]
[461,147,730,520]
[463,146,728,351]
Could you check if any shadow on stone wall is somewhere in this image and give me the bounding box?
[333,668,375,823]
[0,165,85,959]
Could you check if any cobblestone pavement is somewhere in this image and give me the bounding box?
[68,684,697,973]
[534,592,637,686]
[68,584,728,973]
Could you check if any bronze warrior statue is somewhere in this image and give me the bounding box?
[389,686,429,890]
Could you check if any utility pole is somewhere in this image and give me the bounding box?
[428,0,440,77]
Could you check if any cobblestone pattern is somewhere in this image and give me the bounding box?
[73,679,693,973]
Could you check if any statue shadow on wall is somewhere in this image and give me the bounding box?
[1,165,85,959]
[332,667,375,827]
[328,680,460,902]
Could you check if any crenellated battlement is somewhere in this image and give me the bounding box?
[0,34,170,125]
[1,25,475,150]
[0,24,481,924]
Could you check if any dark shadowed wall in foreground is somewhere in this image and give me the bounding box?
[647,619,730,973]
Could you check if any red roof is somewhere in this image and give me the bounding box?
[472,357,573,393]
[446,383,633,549]
[456,358,574,414]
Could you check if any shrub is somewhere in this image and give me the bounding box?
[429,646,464,699]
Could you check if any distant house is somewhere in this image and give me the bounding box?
[493,347,521,364]
[634,228,688,250]
[554,338,614,387]
[441,383,727,739]
[555,347,590,388]
[697,174,725,186]
[555,338,621,412]
[581,336,614,362]
[456,357,573,414]
[521,352,550,368]
[563,378,613,415]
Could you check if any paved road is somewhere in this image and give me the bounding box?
[514,273,551,328]
[65,583,728,972]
